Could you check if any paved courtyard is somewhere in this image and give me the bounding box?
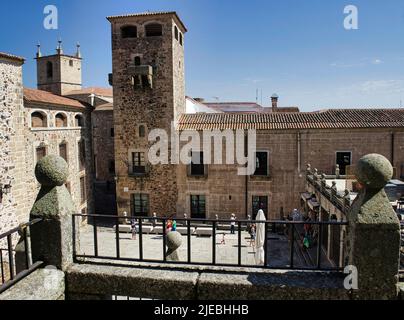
[78,224,293,267]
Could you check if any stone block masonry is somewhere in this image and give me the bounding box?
[0,53,25,236]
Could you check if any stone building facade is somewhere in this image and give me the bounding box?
[0,48,94,227]
[107,11,404,220]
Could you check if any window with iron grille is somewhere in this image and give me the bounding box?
[190,151,205,176]
[132,194,149,217]
[254,152,268,176]
[131,152,146,174]
[191,195,206,219]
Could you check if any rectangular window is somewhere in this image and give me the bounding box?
[131,152,146,174]
[190,151,205,176]
[36,146,46,161]
[59,143,68,163]
[110,128,114,137]
[131,194,149,217]
[190,195,206,219]
[80,176,86,203]
[254,152,268,176]
[252,196,268,219]
[78,140,86,171]
[336,152,351,175]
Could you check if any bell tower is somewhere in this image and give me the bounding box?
[36,40,82,96]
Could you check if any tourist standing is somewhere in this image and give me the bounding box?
[230,214,236,234]
[152,212,157,228]
[131,218,137,240]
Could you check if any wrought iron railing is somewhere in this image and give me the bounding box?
[73,214,347,272]
[0,218,43,294]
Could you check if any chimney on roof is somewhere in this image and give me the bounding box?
[271,93,279,112]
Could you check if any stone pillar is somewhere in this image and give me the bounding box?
[346,154,401,299]
[29,155,77,271]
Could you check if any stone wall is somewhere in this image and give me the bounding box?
[0,56,25,235]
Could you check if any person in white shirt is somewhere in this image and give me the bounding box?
[230,214,236,234]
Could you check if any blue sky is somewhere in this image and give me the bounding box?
[2,0,404,111]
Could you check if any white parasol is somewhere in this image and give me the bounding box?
[255,209,266,265]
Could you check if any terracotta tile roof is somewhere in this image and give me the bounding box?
[24,88,86,109]
[0,52,25,63]
[106,11,187,32]
[64,87,113,97]
[178,109,404,130]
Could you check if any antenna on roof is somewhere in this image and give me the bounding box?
[256,89,258,103]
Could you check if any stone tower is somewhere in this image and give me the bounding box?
[36,41,82,96]
[107,12,187,217]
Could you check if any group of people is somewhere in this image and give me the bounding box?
[128,211,261,246]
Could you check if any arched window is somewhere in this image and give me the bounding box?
[174,26,179,40]
[55,113,67,127]
[75,114,84,127]
[31,112,47,128]
[46,61,53,79]
[145,23,163,37]
[121,25,137,38]
[134,56,141,66]
[139,125,146,138]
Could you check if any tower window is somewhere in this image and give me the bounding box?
[179,33,183,46]
[69,60,74,67]
[121,25,137,38]
[55,113,68,127]
[134,56,141,66]
[46,61,53,79]
[174,26,179,40]
[139,125,146,138]
[31,111,47,128]
[145,23,163,37]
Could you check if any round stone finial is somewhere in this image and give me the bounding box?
[166,231,182,250]
[356,154,393,190]
[35,155,69,187]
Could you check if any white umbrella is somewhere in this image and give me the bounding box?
[255,209,266,265]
